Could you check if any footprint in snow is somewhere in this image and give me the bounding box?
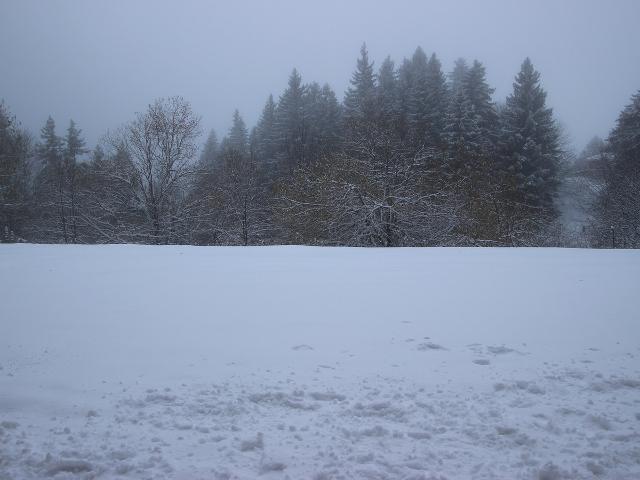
[487,345,515,355]
[417,342,446,351]
[292,344,314,351]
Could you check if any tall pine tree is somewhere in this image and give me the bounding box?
[255,94,277,164]
[500,58,561,211]
[275,69,307,170]
[36,116,67,242]
[407,47,430,146]
[343,43,377,131]
[376,56,399,131]
[199,129,219,167]
[449,58,469,94]
[464,60,498,152]
[424,53,449,147]
[227,109,248,155]
[592,90,640,247]
[63,120,86,243]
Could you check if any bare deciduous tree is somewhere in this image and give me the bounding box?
[124,96,201,243]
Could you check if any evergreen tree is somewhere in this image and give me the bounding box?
[275,69,307,169]
[63,120,86,243]
[199,129,219,167]
[38,116,63,172]
[343,43,377,130]
[303,82,342,161]
[449,58,469,94]
[445,59,498,164]
[407,47,430,145]
[464,60,498,151]
[407,49,448,147]
[36,116,67,242]
[608,90,640,172]
[65,120,85,161]
[500,58,561,211]
[424,53,449,146]
[444,87,480,169]
[303,82,323,161]
[592,90,640,247]
[376,56,399,130]
[318,83,342,149]
[255,94,277,163]
[227,109,248,155]
[396,58,414,140]
[0,103,32,241]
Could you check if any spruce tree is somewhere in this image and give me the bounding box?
[199,129,219,167]
[445,59,498,163]
[396,58,414,140]
[464,60,498,151]
[608,90,640,172]
[424,53,449,146]
[255,94,277,163]
[227,110,248,155]
[500,58,561,211]
[39,116,63,171]
[444,86,480,170]
[592,90,640,247]
[303,82,342,160]
[449,58,469,94]
[37,116,68,242]
[275,69,307,169]
[376,56,399,130]
[343,43,377,130]
[0,103,31,241]
[407,47,430,145]
[303,82,323,161]
[63,120,86,243]
[318,83,342,149]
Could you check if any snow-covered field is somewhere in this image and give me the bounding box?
[1,245,639,480]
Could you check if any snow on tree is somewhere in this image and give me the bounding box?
[449,58,469,95]
[500,58,561,212]
[124,96,201,244]
[199,129,219,167]
[227,109,249,156]
[463,60,498,152]
[376,56,399,131]
[343,43,377,133]
[35,116,67,242]
[254,94,277,164]
[0,102,31,241]
[591,90,640,247]
[63,120,86,243]
[407,47,430,146]
[274,69,307,171]
[423,53,449,147]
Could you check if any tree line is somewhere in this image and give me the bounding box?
[1,44,638,247]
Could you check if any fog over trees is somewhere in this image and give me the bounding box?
[1,44,638,247]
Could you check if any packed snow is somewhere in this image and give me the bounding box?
[1,245,639,479]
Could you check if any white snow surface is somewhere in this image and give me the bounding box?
[1,245,639,480]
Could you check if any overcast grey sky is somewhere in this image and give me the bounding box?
[1,0,639,153]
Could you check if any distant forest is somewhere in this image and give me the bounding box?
[1,45,639,247]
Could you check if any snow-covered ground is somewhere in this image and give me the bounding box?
[1,245,639,480]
